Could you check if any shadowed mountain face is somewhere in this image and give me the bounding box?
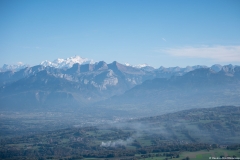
[0,70,89,110]
[100,67,240,116]
[0,61,154,110]
[0,62,239,113]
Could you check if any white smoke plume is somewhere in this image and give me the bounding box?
[100,137,133,147]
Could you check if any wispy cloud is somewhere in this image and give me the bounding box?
[162,38,167,42]
[21,46,41,50]
[161,45,240,62]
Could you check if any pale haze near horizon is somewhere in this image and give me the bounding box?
[0,0,240,68]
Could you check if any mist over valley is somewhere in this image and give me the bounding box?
[0,57,240,159]
[1,0,240,159]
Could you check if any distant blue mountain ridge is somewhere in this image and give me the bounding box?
[0,60,239,115]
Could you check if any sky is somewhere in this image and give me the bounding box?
[0,0,240,68]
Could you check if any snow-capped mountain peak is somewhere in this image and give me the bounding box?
[0,62,29,72]
[124,63,131,67]
[40,55,94,68]
[124,63,154,68]
[134,63,150,68]
[210,64,222,72]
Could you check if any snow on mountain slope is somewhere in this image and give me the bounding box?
[124,63,155,71]
[210,64,222,72]
[134,63,151,68]
[40,55,95,68]
[0,62,29,72]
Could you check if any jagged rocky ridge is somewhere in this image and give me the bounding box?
[0,60,239,113]
[100,65,240,116]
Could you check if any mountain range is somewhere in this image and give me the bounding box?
[1,55,155,72]
[102,65,240,116]
[0,56,239,116]
[0,56,93,72]
[0,62,30,72]
[0,55,221,72]
[40,55,95,68]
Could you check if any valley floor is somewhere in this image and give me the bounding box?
[0,106,240,160]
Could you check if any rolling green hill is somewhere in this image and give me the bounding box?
[1,106,240,159]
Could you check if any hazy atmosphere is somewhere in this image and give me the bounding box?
[1,0,240,160]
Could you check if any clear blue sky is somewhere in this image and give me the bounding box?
[1,0,240,68]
